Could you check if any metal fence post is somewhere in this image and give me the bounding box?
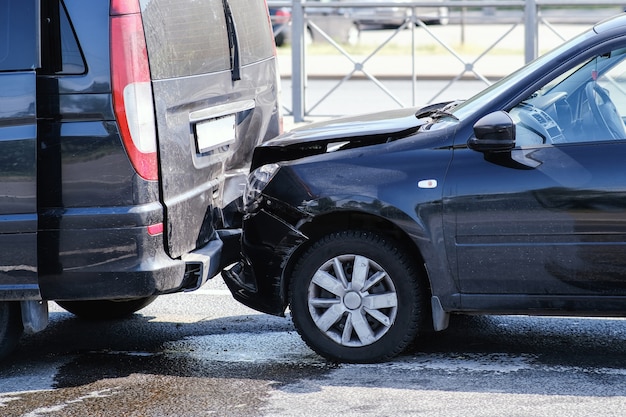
[524,0,538,63]
[291,0,305,122]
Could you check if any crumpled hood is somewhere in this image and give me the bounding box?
[251,107,426,169]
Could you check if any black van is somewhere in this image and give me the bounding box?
[0,0,281,358]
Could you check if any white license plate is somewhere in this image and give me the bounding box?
[195,115,236,154]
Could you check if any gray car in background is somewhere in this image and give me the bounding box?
[350,0,449,28]
[271,1,361,46]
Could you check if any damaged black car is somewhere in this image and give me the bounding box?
[224,14,626,363]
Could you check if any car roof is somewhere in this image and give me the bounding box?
[594,13,626,34]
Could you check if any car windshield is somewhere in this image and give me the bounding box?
[519,50,626,108]
[441,29,597,123]
[510,46,626,145]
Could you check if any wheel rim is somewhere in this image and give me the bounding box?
[307,254,398,347]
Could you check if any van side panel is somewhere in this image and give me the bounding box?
[0,73,39,299]
[0,0,40,300]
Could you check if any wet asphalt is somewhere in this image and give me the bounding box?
[2,278,626,416]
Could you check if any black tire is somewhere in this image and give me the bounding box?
[274,32,285,47]
[0,302,23,360]
[289,230,423,363]
[57,296,157,320]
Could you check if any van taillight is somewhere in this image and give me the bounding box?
[110,1,158,181]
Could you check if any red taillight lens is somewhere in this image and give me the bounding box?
[110,2,158,181]
[110,0,140,15]
[147,223,164,236]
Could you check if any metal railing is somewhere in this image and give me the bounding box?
[268,0,626,121]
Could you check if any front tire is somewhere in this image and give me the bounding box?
[0,302,23,360]
[289,230,423,363]
[57,296,157,320]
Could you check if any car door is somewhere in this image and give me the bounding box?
[445,47,626,298]
[0,0,40,298]
[446,140,626,297]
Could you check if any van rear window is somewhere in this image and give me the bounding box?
[228,0,274,64]
[141,0,274,80]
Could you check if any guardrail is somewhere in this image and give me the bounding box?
[268,0,626,122]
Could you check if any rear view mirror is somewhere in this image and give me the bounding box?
[468,111,515,153]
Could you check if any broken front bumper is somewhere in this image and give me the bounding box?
[221,208,307,316]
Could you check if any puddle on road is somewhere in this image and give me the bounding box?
[164,331,326,366]
[10,312,626,408]
[42,330,333,390]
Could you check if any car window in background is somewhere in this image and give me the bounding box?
[0,0,39,71]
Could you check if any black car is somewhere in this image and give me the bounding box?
[0,0,280,359]
[224,13,626,363]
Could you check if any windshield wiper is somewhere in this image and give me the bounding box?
[431,109,459,121]
[222,0,241,82]
[415,100,462,120]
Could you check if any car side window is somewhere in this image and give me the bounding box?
[511,48,626,147]
[57,1,85,74]
[596,57,626,129]
[0,0,39,71]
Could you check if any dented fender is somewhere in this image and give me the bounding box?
[222,207,309,316]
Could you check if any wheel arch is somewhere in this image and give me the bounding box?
[281,209,433,310]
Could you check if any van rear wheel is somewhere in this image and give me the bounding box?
[57,296,157,320]
[0,302,23,360]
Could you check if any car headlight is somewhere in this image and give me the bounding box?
[243,163,280,209]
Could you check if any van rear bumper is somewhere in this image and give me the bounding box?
[179,228,241,292]
[37,224,241,301]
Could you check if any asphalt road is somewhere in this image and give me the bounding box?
[2,278,626,417]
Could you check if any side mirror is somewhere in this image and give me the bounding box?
[468,111,515,153]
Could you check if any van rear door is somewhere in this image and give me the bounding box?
[140,0,280,258]
[0,0,39,298]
